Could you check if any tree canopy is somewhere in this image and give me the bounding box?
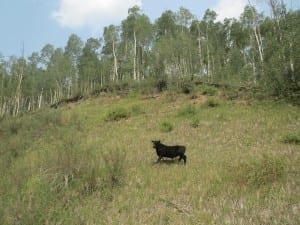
[0,2,299,116]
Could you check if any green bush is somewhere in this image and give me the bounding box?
[160,120,174,132]
[282,131,300,145]
[105,107,130,121]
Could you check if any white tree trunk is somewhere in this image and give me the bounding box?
[13,58,25,117]
[112,37,119,82]
[38,89,43,109]
[198,37,203,76]
[133,30,137,81]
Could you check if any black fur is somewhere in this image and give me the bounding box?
[152,140,187,164]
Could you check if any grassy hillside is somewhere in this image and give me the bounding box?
[0,87,299,225]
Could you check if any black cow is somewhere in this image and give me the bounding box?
[152,140,187,164]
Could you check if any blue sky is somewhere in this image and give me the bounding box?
[0,0,298,59]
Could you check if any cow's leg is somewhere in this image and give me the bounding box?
[178,156,182,162]
[157,156,162,163]
[179,154,187,164]
[178,154,183,162]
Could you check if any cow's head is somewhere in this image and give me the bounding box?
[152,140,161,149]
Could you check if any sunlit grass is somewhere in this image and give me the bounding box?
[0,90,299,224]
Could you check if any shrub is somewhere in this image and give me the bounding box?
[282,131,300,145]
[204,98,220,108]
[202,86,218,96]
[181,81,194,94]
[156,80,167,92]
[160,120,174,132]
[105,107,129,121]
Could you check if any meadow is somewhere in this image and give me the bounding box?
[0,85,299,225]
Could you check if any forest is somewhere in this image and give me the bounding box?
[1,2,300,224]
[0,1,299,117]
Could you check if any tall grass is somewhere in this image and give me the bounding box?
[0,91,299,224]
[227,154,286,188]
[160,120,174,132]
[177,104,196,117]
[0,110,127,224]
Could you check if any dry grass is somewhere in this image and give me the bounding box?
[0,91,299,224]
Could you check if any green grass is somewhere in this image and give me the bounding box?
[105,107,130,121]
[282,131,300,145]
[0,91,299,224]
[177,104,196,117]
[160,120,174,132]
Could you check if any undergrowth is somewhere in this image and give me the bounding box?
[0,90,299,225]
[0,110,127,225]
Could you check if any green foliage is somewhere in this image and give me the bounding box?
[131,104,143,115]
[282,131,300,145]
[177,104,196,117]
[104,104,144,122]
[201,86,218,96]
[160,120,174,132]
[105,107,130,121]
[0,91,299,224]
[180,80,195,94]
[1,5,299,118]
[190,118,199,128]
[0,110,127,224]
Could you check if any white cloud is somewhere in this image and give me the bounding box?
[52,0,142,29]
[213,0,248,21]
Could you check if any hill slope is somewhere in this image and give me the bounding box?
[0,90,299,224]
